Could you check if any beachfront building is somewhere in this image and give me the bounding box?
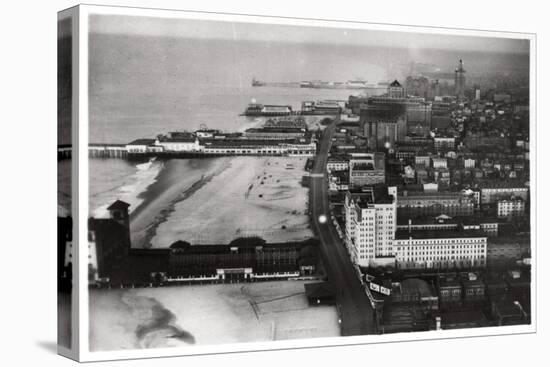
[88,200,131,283]
[394,229,487,270]
[200,139,316,156]
[244,103,293,116]
[195,129,220,138]
[243,127,306,140]
[157,132,201,152]
[125,138,157,154]
[344,186,397,268]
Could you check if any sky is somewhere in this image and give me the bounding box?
[89,14,530,54]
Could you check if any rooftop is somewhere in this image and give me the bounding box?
[395,229,487,240]
[389,80,402,87]
[107,200,130,211]
[347,186,395,206]
[394,278,436,299]
[478,179,528,189]
[126,138,156,146]
[245,127,305,134]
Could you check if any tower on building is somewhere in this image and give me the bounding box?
[107,199,130,228]
[388,80,405,98]
[454,59,466,99]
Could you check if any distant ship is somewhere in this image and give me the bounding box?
[251,77,265,87]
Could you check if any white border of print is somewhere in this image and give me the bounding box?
[75,4,537,362]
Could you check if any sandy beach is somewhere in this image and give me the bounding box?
[150,156,313,247]
[89,281,339,351]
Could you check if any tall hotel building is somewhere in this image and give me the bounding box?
[344,187,487,270]
[344,186,397,268]
[454,59,466,99]
[360,80,432,150]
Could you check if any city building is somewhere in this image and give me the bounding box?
[431,101,452,130]
[326,156,350,172]
[406,102,432,136]
[497,197,526,218]
[434,136,455,152]
[415,154,432,168]
[348,153,386,187]
[359,83,431,150]
[397,190,475,218]
[454,59,466,99]
[464,158,476,169]
[88,200,131,282]
[361,106,406,151]
[344,186,397,268]
[479,181,529,204]
[388,79,406,98]
[167,240,309,280]
[432,157,448,169]
[394,229,487,270]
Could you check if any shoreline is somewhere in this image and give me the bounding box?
[150,156,313,247]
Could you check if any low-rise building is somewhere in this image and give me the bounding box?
[415,155,431,168]
[125,138,158,153]
[432,157,448,169]
[479,181,529,204]
[497,197,526,218]
[464,158,476,169]
[326,156,349,172]
[348,153,385,188]
[434,137,455,151]
[397,190,475,218]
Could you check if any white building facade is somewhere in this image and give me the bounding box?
[497,198,526,218]
[394,231,487,270]
[344,187,397,268]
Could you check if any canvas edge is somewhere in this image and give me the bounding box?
[70,3,538,362]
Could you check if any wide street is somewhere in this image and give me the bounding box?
[309,119,376,336]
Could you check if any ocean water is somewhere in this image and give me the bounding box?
[88,83,343,247]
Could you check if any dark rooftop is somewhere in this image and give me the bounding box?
[389,80,402,87]
[107,200,130,211]
[127,138,156,146]
[347,186,395,206]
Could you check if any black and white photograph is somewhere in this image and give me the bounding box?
[53,3,539,363]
